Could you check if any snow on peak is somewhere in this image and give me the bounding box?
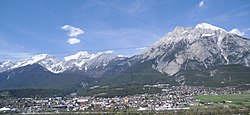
[12,54,52,68]
[0,60,15,72]
[65,50,118,62]
[64,51,96,62]
[195,23,227,32]
[1,60,14,65]
[64,51,119,69]
[7,53,66,74]
[1,50,123,74]
[30,54,51,62]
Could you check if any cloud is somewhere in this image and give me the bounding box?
[199,0,205,8]
[0,51,34,61]
[62,25,84,37]
[0,36,35,61]
[128,0,143,14]
[96,50,114,55]
[136,47,146,51]
[229,28,245,36]
[67,38,81,44]
[117,55,124,57]
[62,25,84,45]
[104,50,114,54]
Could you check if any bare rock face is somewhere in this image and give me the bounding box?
[139,23,250,75]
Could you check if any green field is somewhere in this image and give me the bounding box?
[195,93,250,108]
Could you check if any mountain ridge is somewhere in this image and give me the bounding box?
[0,51,122,74]
[0,23,250,90]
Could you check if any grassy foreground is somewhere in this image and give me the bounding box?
[191,93,250,114]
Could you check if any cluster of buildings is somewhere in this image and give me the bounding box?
[0,85,242,114]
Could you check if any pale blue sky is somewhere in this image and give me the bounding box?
[0,0,250,61]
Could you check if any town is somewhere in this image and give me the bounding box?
[0,85,245,114]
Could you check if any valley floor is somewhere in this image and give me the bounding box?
[0,85,250,114]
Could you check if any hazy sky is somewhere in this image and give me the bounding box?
[0,0,250,61]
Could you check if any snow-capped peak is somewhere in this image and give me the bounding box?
[30,54,51,62]
[64,51,99,68]
[0,50,123,74]
[64,51,119,69]
[195,23,227,32]
[11,54,49,68]
[64,51,93,62]
[0,60,14,67]
[0,60,15,72]
[64,51,117,62]
[8,54,65,74]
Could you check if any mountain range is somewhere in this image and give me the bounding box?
[0,23,250,91]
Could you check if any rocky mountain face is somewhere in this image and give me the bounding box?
[0,23,250,89]
[139,23,250,76]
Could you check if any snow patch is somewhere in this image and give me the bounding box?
[217,36,229,64]
[65,51,92,61]
[7,75,10,80]
[202,33,213,37]
[245,58,249,67]
[195,23,227,32]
